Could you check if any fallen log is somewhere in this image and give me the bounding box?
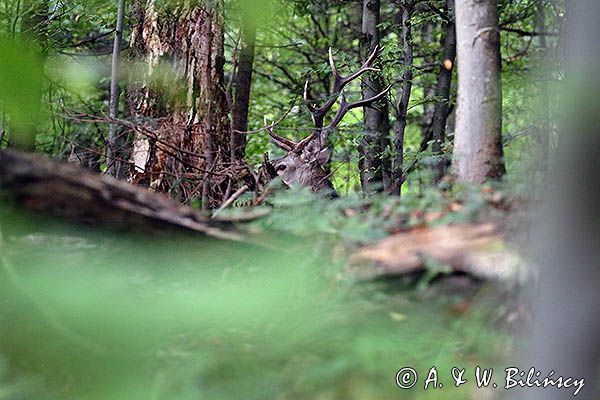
[349,223,526,281]
[0,150,241,240]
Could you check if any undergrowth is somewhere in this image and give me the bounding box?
[0,186,519,399]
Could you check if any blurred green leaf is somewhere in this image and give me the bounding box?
[0,38,44,148]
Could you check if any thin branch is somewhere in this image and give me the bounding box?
[212,185,249,218]
[67,29,116,48]
[501,26,559,37]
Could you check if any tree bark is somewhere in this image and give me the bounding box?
[391,2,413,195]
[452,0,505,183]
[419,18,436,142]
[230,21,256,161]
[431,0,456,183]
[524,2,600,398]
[127,0,231,208]
[359,0,389,192]
[106,0,126,178]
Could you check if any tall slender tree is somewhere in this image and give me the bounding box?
[230,19,256,161]
[106,0,126,178]
[419,18,436,141]
[431,0,456,182]
[452,0,505,183]
[359,0,390,192]
[391,1,414,195]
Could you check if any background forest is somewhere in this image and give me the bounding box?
[1,0,592,400]
[0,0,561,200]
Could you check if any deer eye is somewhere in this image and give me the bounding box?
[276,164,287,172]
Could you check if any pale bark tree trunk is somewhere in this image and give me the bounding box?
[391,2,413,195]
[359,0,389,192]
[106,0,126,178]
[127,0,230,208]
[230,21,256,161]
[452,0,505,183]
[431,0,456,182]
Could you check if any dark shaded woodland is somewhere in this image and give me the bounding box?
[2,1,597,400]
[0,0,563,205]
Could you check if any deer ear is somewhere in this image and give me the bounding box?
[314,148,332,166]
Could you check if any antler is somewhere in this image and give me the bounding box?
[269,46,389,154]
[294,84,391,153]
[304,45,385,128]
[265,118,296,151]
[328,85,392,129]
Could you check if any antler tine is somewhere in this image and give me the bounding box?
[297,84,391,153]
[328,47,340,81]
[328,85,392,129]
[331,45,384,92]
[342,45,383,84]
[294,129,321,153]
[264,118,296,151]
[296,47,387,153]
[303,80,317,115]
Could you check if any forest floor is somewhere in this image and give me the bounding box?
[0,151,533,399]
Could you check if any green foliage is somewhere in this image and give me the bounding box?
[228,0,278,31]
[0,206,511,400]
[0,37,44,147]
[0,1,562,395]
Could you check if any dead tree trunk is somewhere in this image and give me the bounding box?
[359,0,390,192]
[431,0,456,183]
[127,0,231,209]
[452,0,505,183]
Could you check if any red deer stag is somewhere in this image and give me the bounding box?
[264,46,390,194]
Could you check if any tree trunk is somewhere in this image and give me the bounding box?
[452,0,505,183]
[431,0,456,183]
[106,0,126,178]
[230,21,256,161]
[390,2,413,195]
[358,0,389,192]
[127,0,231,209]
[524,2,600,398]
[419,19,436,143]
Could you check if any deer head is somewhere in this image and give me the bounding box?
[264,46,390,193]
